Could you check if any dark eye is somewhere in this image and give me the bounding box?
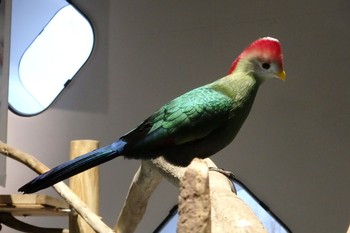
[262,63,270,69]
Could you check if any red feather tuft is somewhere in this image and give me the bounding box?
[228,37,283,74]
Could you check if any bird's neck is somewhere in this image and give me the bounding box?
[210,71,259,104]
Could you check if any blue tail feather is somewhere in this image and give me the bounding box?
[18,140,126,194]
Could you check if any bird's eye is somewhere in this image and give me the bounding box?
[262,63,270,69]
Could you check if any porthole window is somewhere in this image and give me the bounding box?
[9,0,94,116]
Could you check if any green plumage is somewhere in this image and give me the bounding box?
[121,74,259,165]
[151,87,233,142]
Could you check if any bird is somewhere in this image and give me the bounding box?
[19,37,286,194]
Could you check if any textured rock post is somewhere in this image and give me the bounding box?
[177,158,211,233]
[209,170,267,233]
[149,157,267,233]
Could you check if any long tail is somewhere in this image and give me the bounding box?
[19,140,126,194]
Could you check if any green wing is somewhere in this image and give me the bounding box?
[121,86,234,154]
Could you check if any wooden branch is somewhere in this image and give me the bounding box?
[114,160,163,233]
[0,140,114,233]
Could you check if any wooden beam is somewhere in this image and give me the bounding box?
[0,194,69,216]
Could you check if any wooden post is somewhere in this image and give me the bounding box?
[0,0,11,187]
[69,140,100,233]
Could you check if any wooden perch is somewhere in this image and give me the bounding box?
[0,140,114,233]
[0,194,69,216]
[0,194,69,232]
[1,139,266,233]
[115,156,267,233]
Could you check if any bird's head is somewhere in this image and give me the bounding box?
[229,37,286,82]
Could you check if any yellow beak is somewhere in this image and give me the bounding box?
[277,70,286,81]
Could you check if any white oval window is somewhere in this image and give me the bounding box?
[9,0,94,116]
